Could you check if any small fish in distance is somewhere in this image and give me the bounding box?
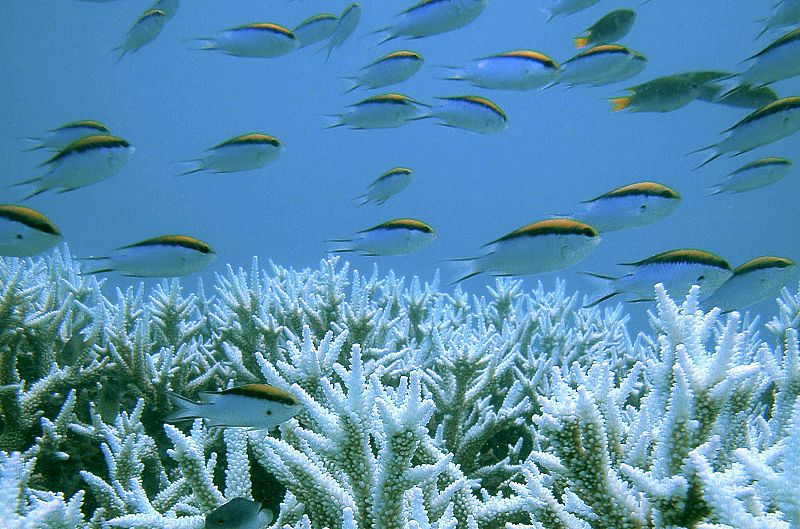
[0,205,62,257]
[539,0,600,21]
[708,157,792,195]
[193,23,299,58]
[442,50,561,91]
[327,93,428,129]
[574,9,636,48]
[13,134,134,201]
[448,218,600,284]
[584,249,733,306]
[356,167,414,206]
[329,218,436,256]
[81,235,216,277]
[205,498,273,529]
[167,384,301,430]
[178,133,284,175]
[116,8,167,61]
[703,256,798,313]
[21,120,112,152]
[374,0,487,43]
[345,50,424,93]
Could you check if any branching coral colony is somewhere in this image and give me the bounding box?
[1,246,799,529]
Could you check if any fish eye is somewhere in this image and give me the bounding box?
[266,410,272,416]
[16,234,23,239]
[217,519,225,526]
[696,275,705,282]
[640,204,647,211]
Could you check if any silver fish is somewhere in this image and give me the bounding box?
[82,235,215,277]
[196,23,299,58]
[205,498,273,529]
[322,3,361,60]
[449,219,600,283]
[0,205,62,257]
[740,28,800,87]
[569,182,681,232]
[539,0,600,21]
[116,8,167,61]
[357,167,414,206]
[757,0,800,39]
[293,13,338,48]
[376,0,487,43]
[167,384,301,430]
[561,45,647,87]
[709,157,792,195]
[345,50,424,93]
[179,133,284,175]
[328,93,428,129]
[443,50,561,91]
[329,218,436,256]
[703,256,797,313]
[585,249,733,306]
[420,95,507,134]
[22,119,112,152]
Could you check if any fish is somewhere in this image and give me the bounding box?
[329,218,436,256]
[708,157,792,195]
[292,13,338,48]
[178,133,284,175]
[419,95,507,134]
[448,218,600,284]
[21,119,112,152]
[757,0,800,39]
[609,75,703,112]
[321,3,361,60]
[539,0,600,21]
[442,50,561,91]
[345,50,424,93]
[166,384,301,430]
[703,256,798,313]
[567,182,681,232]
[0,205,62,257]
[560,45,647,87]
[150,0,179,20]
[700,83,778,109]
[691,96,800,167]
[738,28,800,87]
[14,134,134,201]
[327,93,428,129]
[584,249,733,306]
[356,167,414,206]
[81,235,216,277]
[195,23,299,58]
[205,498,274,529]
[116,8,167,61]
[375,0,488,43]
[574,9,636,48]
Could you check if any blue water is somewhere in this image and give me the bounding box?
[2,0,798,330]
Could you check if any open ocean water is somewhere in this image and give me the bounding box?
[2,0,799,332]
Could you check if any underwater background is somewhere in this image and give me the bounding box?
[2,0,798,328]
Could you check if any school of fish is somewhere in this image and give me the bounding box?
[2,0,798,317]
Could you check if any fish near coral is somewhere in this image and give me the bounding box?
[0,204,61,257]
[442,50,561,91]
[448,218,600,283]
[584,249,733,306]
[329,218,436,256]
[205,498,273,529]
[375,0,487,43]
[167,384,301,430]
[14,134,133,201]
[178,133,284,175]
[82,234,216,277]
[574,9,636,48]
[703,256,797,313]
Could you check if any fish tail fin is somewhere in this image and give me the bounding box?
[355,195,370,207]
[609,96,632,112]
[439,66,465,81]
[165,392,201,423]
[342,80,360,94]
[754,25,769,40]
[17,137,44,152]
[324,115,345,129]
[686,144,722,169]
[185,38,219,51]
[573,36,590,49]
[706,185,725,197]
[537,7,555,22]
[325,238,354,253]
[444,257,481,286]
[174,160,204,176]
[580,272,620,307]
[18,185,47,202]
[371,27,397,45]
[10,176,40,189]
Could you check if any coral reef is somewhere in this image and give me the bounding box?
[1,247,799,528]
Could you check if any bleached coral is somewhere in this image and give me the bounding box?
[0,248,799,529]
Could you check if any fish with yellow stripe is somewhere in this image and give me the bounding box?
[691,96,800,167]
[150,0,178,20]
[328,218,436,256]
[703,256,797,313]
[345,50,424,93]
[573,9,636,49]
[566,181,681,232]
[293,13,338,48]
[738,28,800,87]
[321,3,361,60]
[116,8,167,61]
[82,234,216,277]
[448,218,600,284]
[178,133,284,175]
[442,50,561,91]
[327,93,429,129]
[560,45,647,87]
[757,0,800,39]
[417,95,507,133]
[194,22,299,57]
[584,249,733,306]
[21,120,112,153]
[374,0,487,43]
[708,157,792,195]
[356,167,414,206]
[13,134,134,201]
[0,205,62,257]
[167,383,301,430]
